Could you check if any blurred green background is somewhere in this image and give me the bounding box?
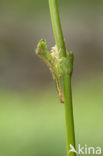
[0,0,103,156]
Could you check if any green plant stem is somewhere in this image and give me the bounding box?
[63,75,76,156]
[48,0,76,156]
[48,0,66,58]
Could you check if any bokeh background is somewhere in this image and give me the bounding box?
[0,0,103,156]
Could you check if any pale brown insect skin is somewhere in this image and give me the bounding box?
[36,41,64,104]
[59,89,64,103]
[50,46,64,104]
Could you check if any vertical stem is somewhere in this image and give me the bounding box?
[63,75,76,156]
[48,0,76,156]
[48,0,66,58]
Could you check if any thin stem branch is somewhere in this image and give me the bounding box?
[63,75,76,156]
[48,0,66,58]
